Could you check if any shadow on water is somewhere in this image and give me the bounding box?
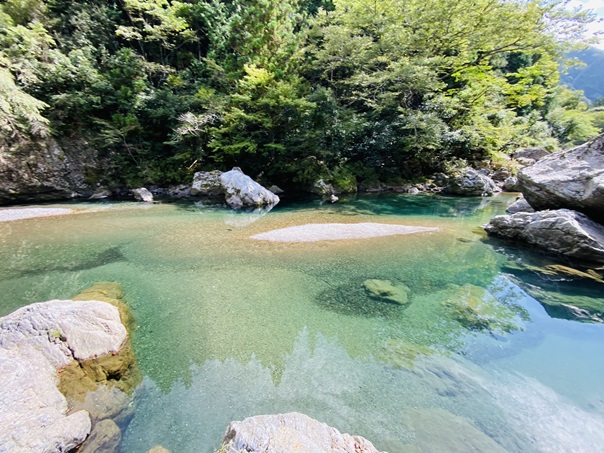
[1,246,128,281]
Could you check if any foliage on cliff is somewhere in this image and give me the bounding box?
[0,0,600,188]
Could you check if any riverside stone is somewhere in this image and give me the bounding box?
[219,412,383,453]
[518,134,604,223]
[505,196,534,214]
[78,419,121,453]
[132,187,154,203]
[484,209,604,263]
[444,167,500,196]
[221,168,280,208]
[191,170,224,197]
[0,300,128,451]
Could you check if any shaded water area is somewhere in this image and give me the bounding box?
[1,194,604,452]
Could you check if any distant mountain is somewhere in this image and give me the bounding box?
[561,47,604,102]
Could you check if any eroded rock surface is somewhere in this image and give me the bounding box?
[0,282,139,452]
[444,167,500,196]
[219,412,383,453]
[221,168,280,209]
[518,134,604,223]
[484,209,604,263]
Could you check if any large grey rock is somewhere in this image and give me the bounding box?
[0,300,128,452]
[518,134,604,223]
[0,137,102,204]
[505,196,534,214]
[220,168,280,209]
[132,187,154,203]
[513,146,549,164]
[503,176,520,192]
[190,170,224,197]
[220,412,383,453]
[444,167,500,196]
[484,209,604,263]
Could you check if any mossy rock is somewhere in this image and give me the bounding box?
[442,284,523,333]
[378,339,435,369]
[363,279,410,305]
[59,282,142,402]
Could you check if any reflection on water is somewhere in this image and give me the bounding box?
[1,194,603,452]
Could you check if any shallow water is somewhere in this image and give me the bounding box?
[1,194,603,452]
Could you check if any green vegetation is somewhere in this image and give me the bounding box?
[0,0,601,189]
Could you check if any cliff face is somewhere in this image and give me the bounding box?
[0,136,105,204]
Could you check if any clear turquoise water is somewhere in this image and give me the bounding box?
[1,194,603,452]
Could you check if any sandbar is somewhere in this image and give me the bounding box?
[251,222,438,242]
[0,208,74,223]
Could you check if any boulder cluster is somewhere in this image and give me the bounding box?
[484,134,604,264]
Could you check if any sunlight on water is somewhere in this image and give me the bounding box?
[0,194,603,452]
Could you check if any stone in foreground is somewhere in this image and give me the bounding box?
[363,279,410,305]
[219,412,383,453]
[518,133,604,223]
[0,297,130,452]
[484,209,604,263]
[221,168,280,209]
[251,222,437,242]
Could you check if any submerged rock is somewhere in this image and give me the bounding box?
[221,168,280,209]
[444,167,500,196]
[78,419,121,453]
[363,279,410,305]
[401,408,508,453]
[442,284,524,333]
[518,134,604,223]
[484,209,604,264]
[218,412,383,453]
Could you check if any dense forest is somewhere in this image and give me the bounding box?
[1,0,602,191]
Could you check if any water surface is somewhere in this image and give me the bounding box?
[1,194,603,452]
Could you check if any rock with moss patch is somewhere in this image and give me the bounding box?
[191,170,224,197]
[442,284,523,333]
[363,279,410,305]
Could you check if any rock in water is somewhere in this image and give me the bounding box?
[0,300,127,451]
[219,412,383,453]
[518,134,604,223]
[484,209,604,264]
[220,168,280,209]
[363,279,410,305]
[190,170,224,197]
[132,187,154,203]
[444,167,500,196]
[78,419,121,453]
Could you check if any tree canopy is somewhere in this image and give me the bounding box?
[0,0,600,188]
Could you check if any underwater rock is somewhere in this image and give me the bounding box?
[78,419,121,453]
[219,412,383,453]
[363,279,410,305]
[441,284,523,333]
[484,209,604,264]
[146,447,171,453]
[518,134,604,223]
[132,187,154,203]
[401,408,507,453]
